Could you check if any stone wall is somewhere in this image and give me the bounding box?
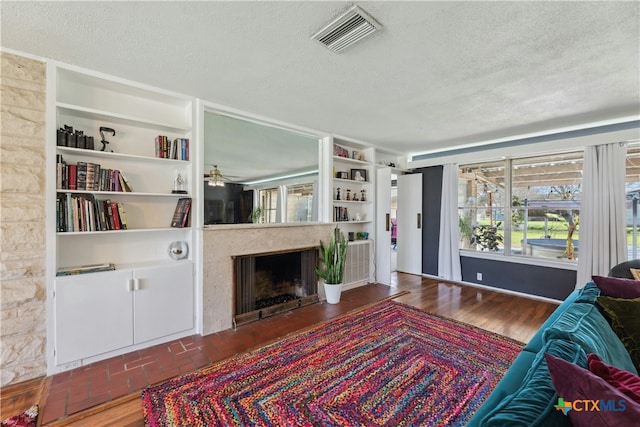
[0,52,47,386]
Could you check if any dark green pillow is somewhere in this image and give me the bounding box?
[596,296,640,372]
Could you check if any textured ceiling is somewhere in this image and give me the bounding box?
[2,1,639,157]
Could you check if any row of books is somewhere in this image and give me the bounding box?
[57,156,133,192]
[56,263,116,276]
[155,136,190,160]
[170,197,192,228]
[334,206,351,222]
[57,193,128,232]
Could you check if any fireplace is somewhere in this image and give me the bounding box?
[233,247,319,326]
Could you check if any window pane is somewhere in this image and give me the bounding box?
[627,143,640,259]
[459,162,505,253]
[259,188,277,223]
[459,161,506,208]
[287,184,314,222]
[512,151,582,261]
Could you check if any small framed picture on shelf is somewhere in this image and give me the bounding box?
[333,144,349,158]
[351,168,367,182]
[336,171,349,179]
[352,150,362,161]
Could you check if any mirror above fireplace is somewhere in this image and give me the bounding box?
[203,111,321,224]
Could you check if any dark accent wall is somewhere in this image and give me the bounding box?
[415,166,443,276]
[460,256,576,300]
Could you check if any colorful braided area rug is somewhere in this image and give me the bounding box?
[142,301,522,426]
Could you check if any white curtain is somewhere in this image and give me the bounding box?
[438,163,462,281]
[576,142,628,287]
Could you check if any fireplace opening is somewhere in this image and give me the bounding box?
[234,248,319,326]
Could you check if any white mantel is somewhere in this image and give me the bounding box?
[202,223,335,335]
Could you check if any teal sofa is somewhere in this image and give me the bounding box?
[467,281,637,426]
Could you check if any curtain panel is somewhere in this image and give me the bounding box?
[576,142,628,287]
[438,163,462,281]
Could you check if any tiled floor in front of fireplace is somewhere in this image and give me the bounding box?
[40,283,401,424]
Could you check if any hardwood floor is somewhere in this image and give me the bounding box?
[1,273,560,426]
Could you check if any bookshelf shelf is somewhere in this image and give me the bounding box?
[333,199,372,205]
[56,146,189,164]
[332,155,372,166]
[56,189,189,198]
[333,178,373,185]
[57,102,190,133]
[56,227,192,236]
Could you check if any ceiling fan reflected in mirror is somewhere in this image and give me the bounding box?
[204,165,238,187]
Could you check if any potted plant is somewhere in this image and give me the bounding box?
[316,226,348,304]
[471,222,504,252]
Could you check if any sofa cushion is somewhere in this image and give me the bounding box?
[479,339,586,426]
[523,289,580,353]
[593,275,640,299]
[596,296,640,372]
[546,353,640,427]
[543,302,637,374]
[575,281,601,304]
[588,353,640,404]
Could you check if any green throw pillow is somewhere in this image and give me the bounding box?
[596,296,640,372]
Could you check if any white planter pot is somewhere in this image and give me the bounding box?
[323,282,343,304]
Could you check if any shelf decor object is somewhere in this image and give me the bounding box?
[168,241,189,260]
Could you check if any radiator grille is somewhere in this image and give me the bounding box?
[343,241,371,285]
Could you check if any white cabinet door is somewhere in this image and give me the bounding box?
[396,174,423,275]
[376,167,392,285]
[133,262,194,344]
[54,270,134,365]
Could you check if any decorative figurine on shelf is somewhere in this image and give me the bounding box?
[336,187,341,201]
[172,172,188,194]
[99,127,116,152]
[361,189,367,202]
[346,189,351,201]
[353,192,359,201]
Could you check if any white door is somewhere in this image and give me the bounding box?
[133,262,194,343]
[376,167,392,285]
[55,270,134,365]
[396,174,423,275]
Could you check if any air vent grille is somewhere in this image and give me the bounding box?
[311,6,382,53]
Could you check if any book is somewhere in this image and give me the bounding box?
[56,263,116,276]
[117,202,128,229]
[77,162,87,190]
[119,171,133,192]
[67,164,77,190]
[171,197,191,228]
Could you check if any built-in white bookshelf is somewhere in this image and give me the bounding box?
[47,64,196,373]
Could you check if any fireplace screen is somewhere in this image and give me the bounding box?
[234,248,319,325]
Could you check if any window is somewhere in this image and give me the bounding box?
[259,188,278,223]
[459,150,583,261]
[287,184,314,222]
[627,143,640,259]
[256,183,316,223]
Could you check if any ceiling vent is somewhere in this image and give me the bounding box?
[311,5,382,53]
